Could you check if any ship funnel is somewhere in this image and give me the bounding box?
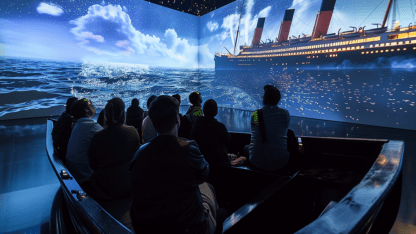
[311,0,337,39]
[252,17,266,45]
[277,9,295,42]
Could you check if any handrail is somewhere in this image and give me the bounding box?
[295,140,404,233]
[46,119,132,234]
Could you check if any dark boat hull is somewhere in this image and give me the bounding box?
[46,111,404,233]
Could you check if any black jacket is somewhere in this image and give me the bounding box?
[52,111,75,162]
[129,135,209,234]
[126,105,144,130]
[190,116,231,166]
[86,124,141,200]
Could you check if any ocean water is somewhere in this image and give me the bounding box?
[1,57,416,130]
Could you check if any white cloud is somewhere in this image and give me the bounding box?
[221,2,272,48]
[207,21,219,32]
[36,2,64,16]
[70,4,204,67]
[80,31,105,42]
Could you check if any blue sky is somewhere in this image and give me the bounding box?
[1,0,415,68]
[0,0,201,67]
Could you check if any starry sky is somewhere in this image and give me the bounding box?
[1,0,415,67]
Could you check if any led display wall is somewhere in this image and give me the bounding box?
[0,0,200,119]
[1,0,416,131]
[200,0,416,130]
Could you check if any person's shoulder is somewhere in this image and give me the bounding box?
[177,138,201,152]
[121,125,139,135]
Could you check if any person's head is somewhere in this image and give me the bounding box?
[172,94,181,105]
[189,91,202,106]
[149,95,179,134]
[203,99,218,118]
[131,98,140,107]
[263,85,281,106]
[147,95,157,109]
[71,98,96,120]
[105,98,125,126]
[66,97,78,115]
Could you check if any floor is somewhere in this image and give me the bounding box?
[0,108,415,233]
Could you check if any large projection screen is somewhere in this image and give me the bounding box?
[199,0,416,130]
[1,0,416,131]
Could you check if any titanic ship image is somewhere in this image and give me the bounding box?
[215,0,416,70]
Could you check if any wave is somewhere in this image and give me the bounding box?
[79,61,150,78]
[0,71,43,77]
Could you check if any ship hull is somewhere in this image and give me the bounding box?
[215,43,416,70]
[215,26,416,71]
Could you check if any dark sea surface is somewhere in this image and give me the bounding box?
[1,57,415,130]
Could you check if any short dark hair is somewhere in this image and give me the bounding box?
[189,92,202,105]
[131,98,139,106]
[105,98,125,126]
[263,85,281,106]
[71,98,92,120]
[66,97,78,114]
[203,99,218,118]
[149,95,179,134]
[147,95,157,108]
[172,94,181,104]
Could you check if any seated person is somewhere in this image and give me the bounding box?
[142,95,158,143]
[180,92,203,138]
[52,97,78,163]
[86,98,141,200]
[126,98,144,129]
[66,98,102,183]
[186,91,203,124]
[97,109,105,127]
[247,85,298,171]
[130,95,219,234]
[126,98,144,138]
[190,99,231,167]
[142,95,157,119]
[171,94,183,118]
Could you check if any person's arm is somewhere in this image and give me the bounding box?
[88,134,99,171]
[187,142,209,184]
[218,122,231,144]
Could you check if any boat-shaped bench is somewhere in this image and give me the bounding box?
[46,119,403,233]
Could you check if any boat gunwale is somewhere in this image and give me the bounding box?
[45,119,404,233]
[46,119,132,234]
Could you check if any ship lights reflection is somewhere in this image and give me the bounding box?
[376,154,388,167]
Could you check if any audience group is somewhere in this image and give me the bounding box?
[52,85,298,234]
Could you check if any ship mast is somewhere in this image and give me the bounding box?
[382,0,394,28]
[233,0,245,55]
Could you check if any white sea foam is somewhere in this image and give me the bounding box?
[79,61,150,78]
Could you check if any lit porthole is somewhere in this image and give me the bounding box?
[381,50,384,53]
[404,48,407,50]
[376,51,379,53]
[361,52,364,54]
[391,49,394,52]
[397,49,400,51]
[366,51,369,54]
[371,51,374,53]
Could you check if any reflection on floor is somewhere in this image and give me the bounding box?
[1,109,415,233]
[0,117,60,234]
